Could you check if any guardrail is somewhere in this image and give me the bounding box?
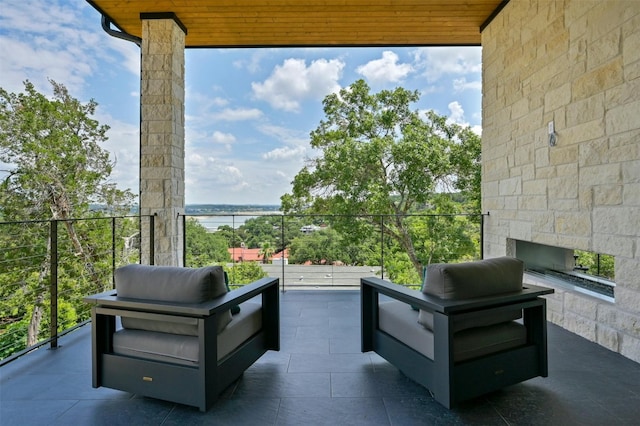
[182,213,486,291]
[0,215,155,365]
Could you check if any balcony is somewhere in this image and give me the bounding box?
[1,214,639,424]
[2,290,640,425]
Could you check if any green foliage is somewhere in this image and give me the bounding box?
[575,250,615,280]
[281,79,481,278]
[0,81,136,359]
[185,218,231,267]
[237,215,305,251]
[226,262,267,286]
[0,80,134,219]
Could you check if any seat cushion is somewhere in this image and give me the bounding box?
[379,301,526,363]
[113,302,263,364]
[454,321,526,362]
[113,329,199,366]
[116,264,232,333]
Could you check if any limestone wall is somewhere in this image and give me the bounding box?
[482,0,640,362]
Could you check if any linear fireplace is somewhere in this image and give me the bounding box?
[513,240,615,301]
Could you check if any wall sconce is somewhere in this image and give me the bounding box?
[548,121,557,147]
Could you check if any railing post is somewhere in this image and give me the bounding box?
[111,217,116,288]
[380,215,384,280]
[149,214,155,265]
[49,219,58,349]
[281,214,285,293]
[182,214,186,267]
[480,213,486,260]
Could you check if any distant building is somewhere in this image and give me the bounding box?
[227,247,262,263]
[227,247,289,264]
[271,249,289,265]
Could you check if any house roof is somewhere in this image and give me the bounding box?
[87,0,508,47]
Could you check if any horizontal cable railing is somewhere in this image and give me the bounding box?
[0,215,155,365]
[0,211,485,363]
[182,213,486,292]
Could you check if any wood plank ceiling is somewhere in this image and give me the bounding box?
[87,0,508,47]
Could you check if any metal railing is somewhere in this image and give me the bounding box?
[0,214,155,365]
[0,211,485,363]
[182,213,487,292]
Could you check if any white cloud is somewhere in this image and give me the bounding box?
[413,47,481,83]
[262,145,306,160]
[446,101,482,136]
[211,131,236,151]
[252,58,344,112]
[258,124,308,146]
[356,51,413,84]
[212,108,263,121]
[233,49,272,73]
[96,110,140,194]
[0,0,138,96]
[453,77,482,93]
[211,131,236,145]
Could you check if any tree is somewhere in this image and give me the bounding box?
[184,218,231,267]
[0,80,134,349]
[258,241,275,264]
[281,80,481,277]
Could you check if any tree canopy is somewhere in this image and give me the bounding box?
[0,80,133,220]
[281,80,481,276]
[0,80,135,353]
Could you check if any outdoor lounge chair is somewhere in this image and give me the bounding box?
[84,264,279,411]
[361,257,553,408]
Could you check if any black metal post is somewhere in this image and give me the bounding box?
[481,213,486,260]
[182,214,187,267]
[50,220,58,349]
[281,215,285,293]
[111,217,116,288]
[380,215,384,280]
[149,214,155,265]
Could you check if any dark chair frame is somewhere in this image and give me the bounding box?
[361,277,553,408]
[84,277,279,412]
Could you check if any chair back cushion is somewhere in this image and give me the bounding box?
[422,257,524,300]
[116,264,232,333]
[418,257,524,332]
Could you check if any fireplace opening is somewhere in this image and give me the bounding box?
[513,240,615,301]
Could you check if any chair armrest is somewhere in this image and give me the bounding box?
[361,277,553,314]
[84,277,279,317]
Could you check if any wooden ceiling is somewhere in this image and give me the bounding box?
[87,1,508,47]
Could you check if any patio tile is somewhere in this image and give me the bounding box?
[2,290,639,425]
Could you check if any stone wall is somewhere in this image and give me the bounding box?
[140,18,186,266]
[482,0,640,362]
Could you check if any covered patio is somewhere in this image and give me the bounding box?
[2,290,639,425]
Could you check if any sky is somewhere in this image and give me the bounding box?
[0,0,483,205]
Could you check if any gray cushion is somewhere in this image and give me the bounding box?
[113,301,263,364]
[218,302,262,360]
[379,301,434,360]
[454,321,526,362]
[116,264,232,333]
[121,317,200,336]
[418,257,524,332]
[417,308,522,333]
[113,329,199,366]
[378,301,525,363]
[422,257,524,300]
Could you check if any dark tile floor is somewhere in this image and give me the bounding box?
[1,290,640,425]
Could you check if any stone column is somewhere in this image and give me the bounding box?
[139,14,186,266]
